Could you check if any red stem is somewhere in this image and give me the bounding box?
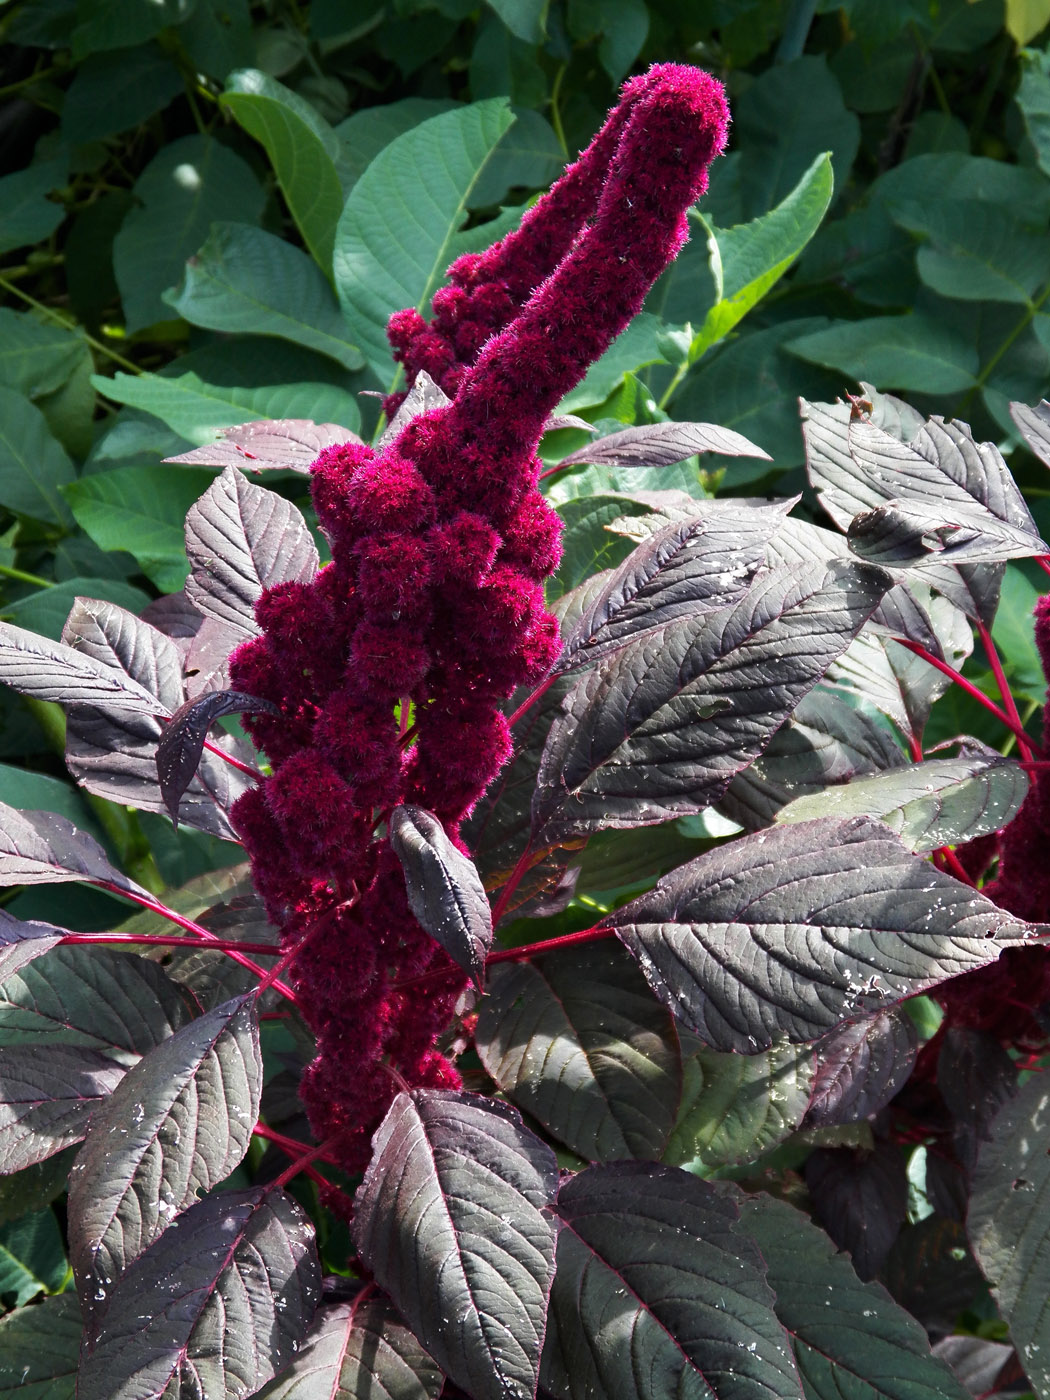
[1038,556,1050,579]
[201,737,261,779]
[489,843,536,928]
[935,847,974,886]
[253,1122,343,1170]
[507,674,556,728]
[976,619,1036,762]
[486,923,615,964]
[893,638,1034,749]
[58,931,278,955]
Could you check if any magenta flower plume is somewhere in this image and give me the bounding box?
[227,64,729,1169]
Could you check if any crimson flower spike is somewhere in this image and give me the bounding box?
[227,65,729,1170]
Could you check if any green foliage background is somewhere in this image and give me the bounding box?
[3,0,1050,1354]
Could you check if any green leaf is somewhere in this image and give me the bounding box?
[76,1188,321,1400]
[787,314,979,394]
[254,1294,445,1400]
[734,56,859,219]
[542,1164,803,1400]
[63,467,211,592]
[775,756,1029,852]
[970,1073,1050,1400]
[485,0,547,43]
[91,370,361,445]
[0,159,66,258]
[739,1193,971,1400]
[663,1040,814,1173]
[167,223,363,370]
[7,578,152,642]
[1017,45,1050,177]
[0,309,87,400]
[471,106,564,208]
[0,1291,80,1399]
[334,97,458,187]
[891,200,1050,306]
[691,153,833,360]
[0,386,75,526]
[0,1208,68,1304]
[552,494,651,597]
[0,765,99,840]
[69,996,263,1337]
[334,99,515,384]
[112,135,265,333]
[476,943,682,1163]
[222,69,346,273]
[70,0,193,58]
[60,43,183,143]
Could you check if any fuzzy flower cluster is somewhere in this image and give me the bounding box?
[227,65,729,1170]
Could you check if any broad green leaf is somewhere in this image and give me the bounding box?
[0,1207,68,1304]
[76,1187,320,1400]
[788,314,978,394]
[63,466,211,592]
[533,561,889,842]
[254,1293,444,1400]
[969,1073,1050,1400]
[471,106,563,207]
[0,385,75,526]
[334,99,515,384]
[70,0,193,57]
[663,1039,814,1173]
[891,199,1050,305]
[112,135,265,333]
[486,0,547,43]
[734,55,859,218]
[335,98,458,187]
[775,756,1029,852]
[0,309,86,400]
[60,43,183,142]
[542,1164,803,1400]
[552,494,650,597]
[1018,44,1050,177]
[0,764,99,839]
[0,1291,81,1399]
[354,1090,558,1400]
[69,996,262,1336]
[222,69,346,272]
[7,578,151,642]
[0,944,194,1052]
[611,815,1031,1052]
[739,1193,971,1400]
[476,943,681,1163]
[91,370,361,445]
[691,153,833,360]
[167,223,363,370]
[0,159,66,258]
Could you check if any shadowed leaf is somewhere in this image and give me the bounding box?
[0,1045,125,1171]
[803,1010,918,1129]
[157,689,273,826]
[847,498,1046,568]
[0,909,66,979]
[0,800,148,897]
[0,1290,81,1399]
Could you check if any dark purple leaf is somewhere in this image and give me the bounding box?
[353,1089,559,1400]
[1012,398,1050,470]
[379,370,450,448]
[847,498,1046,567]
[0,800,149,897]
[76,1186,321,1399]
[718,686,908,830]
[0,619,162,714]
[803,1010,918,1129]
[609,815,1031,1051]
[69,995,263,1339]
[533,561,890,843]
[774,755,1028,853]
[476,942,681,1163]
[739,1193,971,1400]
[161,888,280,1008]
[164,417,359,472]
[883,1218,984,1332]
[544,413,595,434]
[157,688,272,826]
[254,1292,445,1400]
[805,1141,908,1280]
[557,420,772,469]
[60,598,251,838]
[0,909,65,979]
[542,1163,802,1400]
[663,1036,814,1171]
[184,614,244,694]
[937,1028,1018,1172]
[0,944,196,1054]
[388,805,492,987]
[140,589,204,644]
[558,499,793,672]
[184,464,319,636]
[931,1336,1015,1397]
[0,1045,125,1171]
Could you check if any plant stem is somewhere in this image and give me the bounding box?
[507,674,556,727]
[200,736,261,779]
[0,274,143,375]
[486,923,615,964]
[58,931,279,955]
[0,64,64,99]
[976,619,1036,762]
[489,843,535,928]
[893,637,1034,750]
[936,848,974,886]
[253,1123,343,1170]
[0,562,52,588]
[549,64,569,158]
